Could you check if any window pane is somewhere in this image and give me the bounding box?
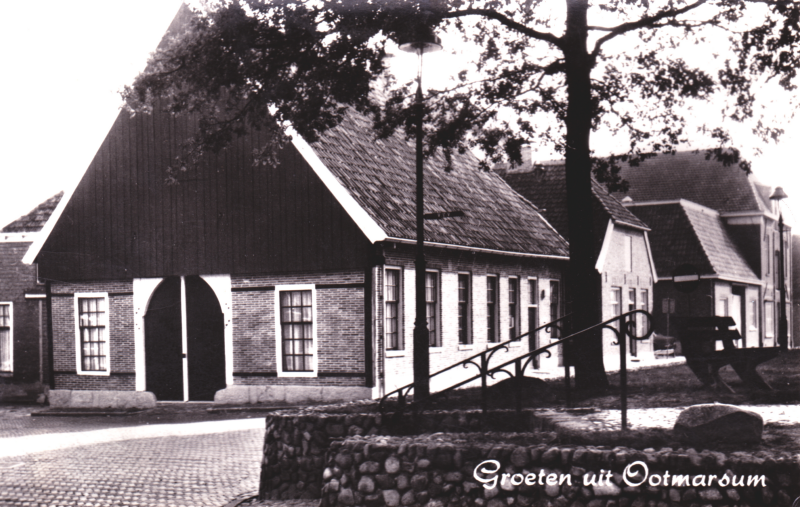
[279,290,314,372]
[487,277,497,343]
[78,297,107,372]
[458,274,471,345]
[385,269,401,351]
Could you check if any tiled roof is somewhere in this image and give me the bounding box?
[626,201,759,283]
[497,163,649,243]
[310,110,569,258]
[612,151,769,213]
[2,193,63,233]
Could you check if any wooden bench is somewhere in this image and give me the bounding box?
[677,316,780,392]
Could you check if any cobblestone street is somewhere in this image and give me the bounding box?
[0,405,267,507]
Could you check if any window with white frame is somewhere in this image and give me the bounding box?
[0,303,11,373]
[75,295,109,374]
[639,289,649,336]
[487,275,499,343]
[385,268,402,351]
[765,301,775,339]
[611,287,622,330]
[426,272,440,347]
[508,277,519,340]
[458,273,472,345]
[277,286,317,375]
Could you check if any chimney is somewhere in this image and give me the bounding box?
[521,145,532,168]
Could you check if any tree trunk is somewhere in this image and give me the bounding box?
[562,0,609,391]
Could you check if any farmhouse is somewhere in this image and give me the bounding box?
[26,104,569,406]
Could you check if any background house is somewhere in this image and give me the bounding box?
[614,151,792,348]
[497,155,658,367]
[0,193,61,401]
[26,97,570,406]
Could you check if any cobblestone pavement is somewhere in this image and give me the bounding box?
[536,403,800,432]
[0,407,267,507]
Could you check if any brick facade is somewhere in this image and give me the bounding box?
[0,240,48,385]
[376,243,565,394]
[232,271,367,388]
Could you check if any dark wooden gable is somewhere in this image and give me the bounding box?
[37,108,373,281]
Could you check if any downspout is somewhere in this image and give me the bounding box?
[45,281,54,390]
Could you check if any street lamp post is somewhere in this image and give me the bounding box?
[399,23,441,400]
[769,186,789,350]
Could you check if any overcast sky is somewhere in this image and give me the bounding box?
[0,1,797,230]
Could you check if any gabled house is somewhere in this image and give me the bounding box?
[614,151,792,348]
[0,193,61,401]
[25,102,570,406]
[497,158,658,365]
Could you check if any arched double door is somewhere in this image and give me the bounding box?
[144,276,226,401]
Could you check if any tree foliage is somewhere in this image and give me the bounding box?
[125,0,800,389]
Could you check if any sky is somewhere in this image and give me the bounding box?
[1,1,798,230]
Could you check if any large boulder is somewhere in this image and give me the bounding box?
[673,403,763,444]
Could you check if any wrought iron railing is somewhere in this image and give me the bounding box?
[379,314,573,413]
[380,309,653,431]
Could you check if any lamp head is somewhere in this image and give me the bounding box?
[398,23,442,55]
[770,186,789,201]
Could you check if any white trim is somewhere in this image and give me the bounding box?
[457,271,473,346]
[0,232,36,243]
[289,127,387,244]
[74,293,110,376]
[425,270,441,347]
[275,284,318,377]
[657,274,763,286]
[0,302,12,373]
[384,266,404,354]
[595,220,615,272]
[180,277,189,401]
[385,237,569,260]
[200,274,234,387]
[24,293,46,300]
[133,278,164,391]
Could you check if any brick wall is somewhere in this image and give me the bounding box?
[232,270,367,387]
[0,241,47,384]
[51,280,135,391]
[379,243,566,393]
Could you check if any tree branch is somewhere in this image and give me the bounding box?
[590,0,709,58]
[440,8,563,49]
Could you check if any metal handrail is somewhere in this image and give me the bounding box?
[381,309,653,431]
[379,313,574,412]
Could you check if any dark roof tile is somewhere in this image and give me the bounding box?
[2,192,63,233]
[311,111,569,257]
[626,201,759,283]
[613,151,768,213]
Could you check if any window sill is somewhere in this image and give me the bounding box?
[458,344,474,351]
[76,370,111,376]
[386,350,406,358]
[429,347,443,354]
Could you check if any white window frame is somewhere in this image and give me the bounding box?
[384,267,404,356]
[275,284,318,377]
[486,275,499,343]
[0,302,12,374]
[425,270,441,348]
[508,276,520,341]
[765,301,775,339]
[457,272,473,348]
[74,293,110,376]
